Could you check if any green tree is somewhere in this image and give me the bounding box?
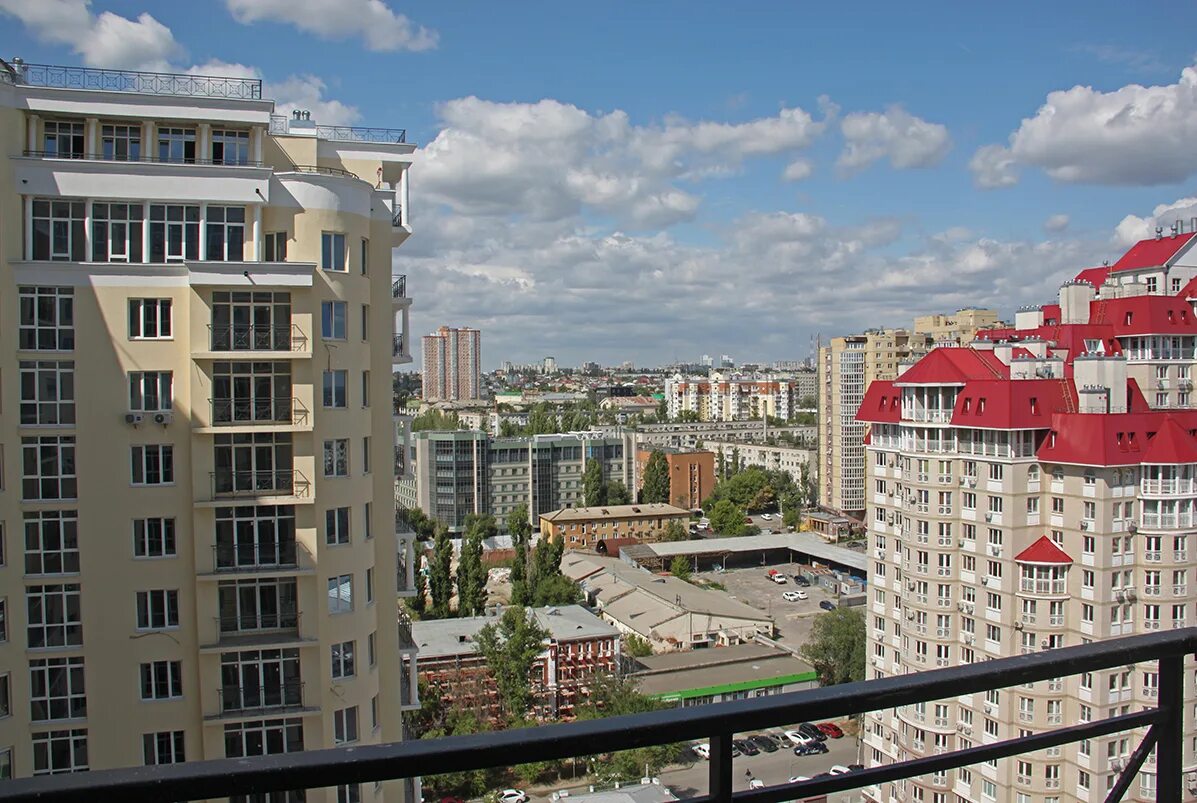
[507,503,532,545]
[640,450,671,503]
[782,505,802,530]
[800,461,818,507]
[499,419,520,437]
[583,459,607,506]
[417,701,495,797]
[456,517,489,617]
[408,569,428,617]
[411,409,463,432]
[429,525,454,619]
[708,499,747,537]
[800,606,866,686]
[475,606,551,724]
[662,520,689,542]
[531,574,582,607]
[797,394,817,409]
[669,555,692,582]
[578,675,682,781]
[398,506,438,540]
[624,633,654,657]
[510,540,530,606]
[606,480,632,505]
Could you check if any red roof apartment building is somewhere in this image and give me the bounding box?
[855,228,1197,803]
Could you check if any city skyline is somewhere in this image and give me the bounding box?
[4,2,1197,365]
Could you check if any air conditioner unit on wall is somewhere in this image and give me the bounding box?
[124,412,143,425]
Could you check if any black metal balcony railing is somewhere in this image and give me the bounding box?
[3,629,1193,802]
[392,334,405,357]
[10,62,263,99]
[213,542,299,572]
[208,324,307,353]
[392,206,404,227]
[218,609,300,634]
[316,125,407,144]
[220,681,305,714]
[211,469,311,500]
[286,164,361,181]
[391,275,407,299]
[211,397,308,426]
[21,149,265,167]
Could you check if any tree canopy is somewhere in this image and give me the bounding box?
[583,459,607,507]
[429,525,454,619]
[457,515,494,617]
[411,409,464,432]
[475,606,551,724]
[577,675,683,781]
[662,520,690,542]
[639,450,671,504]
[506,503,532,544]
[800,606,866,686]
[707,498,750,537]
[606,479,632,505]
[669,555,692,582]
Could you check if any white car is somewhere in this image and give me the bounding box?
[788,776,812,784]
[782,590,803,602]
[768,573,787,584]
[829,765,852,775]
[691,742,710,760]
[500,790,529,803]
[760,513,773,521]
[784,730,815,746]
[748,779,765,790]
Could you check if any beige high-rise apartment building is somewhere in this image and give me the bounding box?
[856,232,1197,803]
[0,59,419,800]
[818,310,1001,518]
[665,372,797,422]
[421,326,481,401]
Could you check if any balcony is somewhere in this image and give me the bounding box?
[208,541,311,576]
[204,324,309,355]
[207,397,311,430]
[316,125,407,144]
[392,275,408,299]
[206,469,312,504]
[8,628,1194,803]
[10,61,263,99]
[22,150,265,168]
[392,333,409,364]
[217,681,307,717]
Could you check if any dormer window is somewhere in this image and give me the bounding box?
[962,398,971,413]
[1146,277,1158,294]
[1125,312,1134,326]
[1030,397,1039,415]
[977,398,986,413]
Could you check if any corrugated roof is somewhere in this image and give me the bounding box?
[643,533,868,573]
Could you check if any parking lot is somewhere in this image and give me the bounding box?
[695,563,836,647]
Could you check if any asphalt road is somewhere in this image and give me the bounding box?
[693,563,836,647]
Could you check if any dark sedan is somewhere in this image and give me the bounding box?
[793,742,829,756]
[797,722,826,741]
[749,734,780,753]
[733,738,759,756]
[819,600,836,611]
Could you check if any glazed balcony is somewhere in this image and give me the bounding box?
[5,629,1194,803]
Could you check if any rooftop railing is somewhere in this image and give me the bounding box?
[2,628,1193,802]
[316,125,407,144]
[10,62,262,99]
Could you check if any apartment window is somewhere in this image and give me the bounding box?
[326,507,350,545]
[22,436,77,501]
[371,695,379,729]
[205,206,246,261]
[223,718,304,758]
[366,567,374,604]
[133,518,177,558]
[136,589,180,630]
[32,199,87,261]
[220,649,301,712]
[321,301,347,339]
[321,232,347,271]
[157,127,196,163]
[328,574,353,614]
[0,674,8,718]
[360,304,370,340]
[30,656,86,721]
[129,372,173,412]
[143,731,185,765]
[24,511,79,575]
[215,506,296,569]
[368,632,376,667]
[101,123,141,161]
[334,706,359,744]
[27,584,82,648]
[131,445,175,485]
[43,120,85,158]
[0,599,6,643]
[323,370,348,408]
[324,439,349,477]
[361,371,371,407]
[360,238,369,275]
[363,436,371,474]
[128,299,173,339]
[211,129,250,165]
[218,578,298,633]
[139,661,183,700]
[364,503,373,540]
[32,729,88,775]
[339,784,362,803]
[148,204,200,262]
[331,641,355,679]
[91,202,144,262]
[19,360,75,426]
[19,287,74,350]
[263,231,288,261]
[1083,501,1096,520]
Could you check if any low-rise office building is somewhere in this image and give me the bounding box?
[541,503,691,548]
[634,446,716,510]
[412,605,620,721]
[630,643,818,706]
[701,439,814,486]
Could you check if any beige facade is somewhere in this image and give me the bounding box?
[665,371,798,422]
[421,326,481,401]
[0,61,417,800]
[818,311,1001,517]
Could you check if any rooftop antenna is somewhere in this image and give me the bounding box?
[1156,226,1164,240]
[1171,221,1180,238]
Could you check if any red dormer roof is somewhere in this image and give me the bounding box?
[1141,416,1197,464]
[1111,232,1196,272]
[894,348,1008,385]
[1015,536,1073,564]
[856,380,901,424]
[1074,266,1111,287]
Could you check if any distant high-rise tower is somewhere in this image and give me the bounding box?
[422,326,482,400]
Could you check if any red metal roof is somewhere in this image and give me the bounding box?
[1141,416,1197,464]
[1111,232,1196,272]
[856,380,901,424]
[894,348,1008,385]
[1015,536,1073,564]
[952,378,1070,428]
[1074,266,1111,287]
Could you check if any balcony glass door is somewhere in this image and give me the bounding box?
[212,292,291,351]
[213,362,291,423]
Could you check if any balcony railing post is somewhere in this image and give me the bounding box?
[1156,652,1184,802]
[709,732,733,803]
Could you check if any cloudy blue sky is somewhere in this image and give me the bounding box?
[5,2,1197,368]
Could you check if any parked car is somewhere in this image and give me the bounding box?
[797,722,826,741]
[743,516,753,524]
[733,738,759,756]
[761,513,773,521]
[794,589,808,600]
[817,722,844,739]
[500,791,529,803]
[749,734,779,753]
[793,575,811,587]
[748,779,765,790]
[770,528,783,534]
[794,742,828,756]
[829,765,852,775]
[819,600,836,611]
[784,729,814,746]
[691,742,710,760]
[768,573,787,584]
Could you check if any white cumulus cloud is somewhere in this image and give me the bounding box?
[225,0,437,52]
[971,65,1197,188]
[1044,214,1071,233]
[0,0,183,71]
[782,158,814,182]
[837,106,952,173]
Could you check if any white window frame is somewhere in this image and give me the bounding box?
[143,731,185,765]
[324,439,349,478]
[26,583,82,648]
[131,445,175,486]
[334,705,359,744]
[23,510,80,575]
[129,371,173,412]
[19,286,75,351]
[328,574,353,614]
[136,589,180,630]
[32,729,87,776]
[322,232,347,271]
[323,370,348,408]
[30,656,86,722]
[326,507,351,546]
[133,518,177,559]
[128,299,173,340]
[331,640,355,679]
[321,301,347,340]
[139,660,183,700]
